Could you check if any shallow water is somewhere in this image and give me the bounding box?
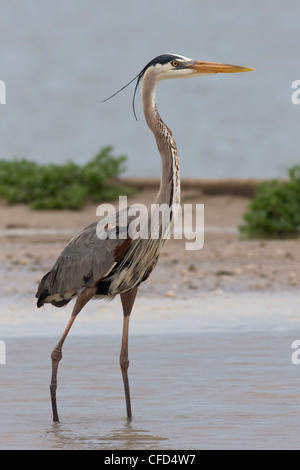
[1,333,300,450]
[1,282,300,449]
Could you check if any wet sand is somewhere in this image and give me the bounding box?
[1,187,300,449]
[0,186,299,294]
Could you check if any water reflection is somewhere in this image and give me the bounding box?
[46,418,168,450]
[98,421,168,450]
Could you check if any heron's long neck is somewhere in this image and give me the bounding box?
[142,73,180,209]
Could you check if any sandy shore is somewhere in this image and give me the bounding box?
[0,184,299,296]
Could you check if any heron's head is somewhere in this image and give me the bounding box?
[143,53,254,81]
[102,53,253,119]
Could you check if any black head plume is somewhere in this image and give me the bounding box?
[101,54,181,121]
[101,66,147,121]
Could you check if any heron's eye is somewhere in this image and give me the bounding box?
[171,60,179,67]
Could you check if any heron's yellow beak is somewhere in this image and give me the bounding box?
[188,61,254,74]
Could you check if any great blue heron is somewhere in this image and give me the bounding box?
[36,53,253,422]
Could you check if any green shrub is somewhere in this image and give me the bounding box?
[0,146,135,210]
[240,165,300,238]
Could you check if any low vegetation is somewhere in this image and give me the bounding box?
[0,146,135,210]
[240,165,300,238]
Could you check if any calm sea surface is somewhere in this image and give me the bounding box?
[1,0,300,178]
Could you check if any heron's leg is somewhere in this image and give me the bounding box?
[120,286,138,419]
[50,286,97,422]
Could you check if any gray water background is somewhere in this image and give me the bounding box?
[1,0,300,179]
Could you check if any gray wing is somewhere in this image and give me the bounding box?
[36,209,133,307]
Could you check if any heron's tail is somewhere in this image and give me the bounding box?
[36,271,71,308]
